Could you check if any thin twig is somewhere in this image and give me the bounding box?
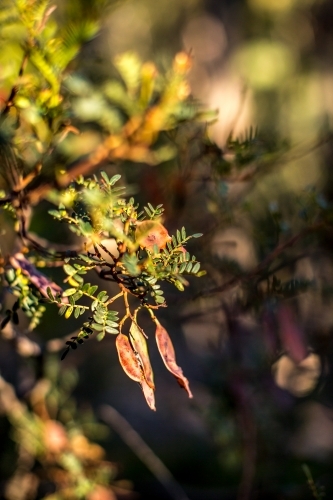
[192,222,326,300]
[100,405,190,500]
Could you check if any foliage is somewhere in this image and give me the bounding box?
[0,0,209,412]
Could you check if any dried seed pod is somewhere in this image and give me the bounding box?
[155,320,193,398]
[129,322,155,389]
[141,378,156,411]
[115,333,143,383]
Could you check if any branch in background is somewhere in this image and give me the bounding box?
[0,54,28,121]
[193,222,326,300]
[1,322,41,357]
[100,405,190,500]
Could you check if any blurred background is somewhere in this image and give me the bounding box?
[2,0,333,499]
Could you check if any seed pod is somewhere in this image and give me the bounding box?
[141,378,156,411]
[115,333,143,383]
[155,320,193,398]
[129,322,155,389]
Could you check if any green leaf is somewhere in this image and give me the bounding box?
[192,233,203,238]
[92,323,104,331]
[101,171,109,184]
[88,285,98,295]
[174,280,184,291]
[144,206,152,217]
[179,262,187,273]
[105,326,119,334]
[96,331,105,341]
[181,227,186,240]
[186,262,193,273]
[58,305,67,316]
[48,210,61,219]
[155,295,166,304]
[110,174,121,186]
[192,262,200,274]
[63,264,76,275]
[74,307,80,319]
[63,288,77,297]
[79,254,93,263]
[46,287,55,301]
[93,314,104,324]
[97,291,107,300]
[107,311,119,319]
[105,320,118,327]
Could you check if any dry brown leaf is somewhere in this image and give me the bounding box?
[135,220,171,252]
[155,320,193,398]
[129,322,155,389]
[115,333,143,383]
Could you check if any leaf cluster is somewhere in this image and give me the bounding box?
[0,0,207,412]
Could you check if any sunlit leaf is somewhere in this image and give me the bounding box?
[63,264,76,275]
[106,320,118,328]
[186,262,193,273]
[64,306,74,319]
[62,288,77,297]
[88,285,98,295]
[91,323,104,331]
[110,174,121,186]
[105,326,118,334]
[96,331,105,341]
[192,262,200,274]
